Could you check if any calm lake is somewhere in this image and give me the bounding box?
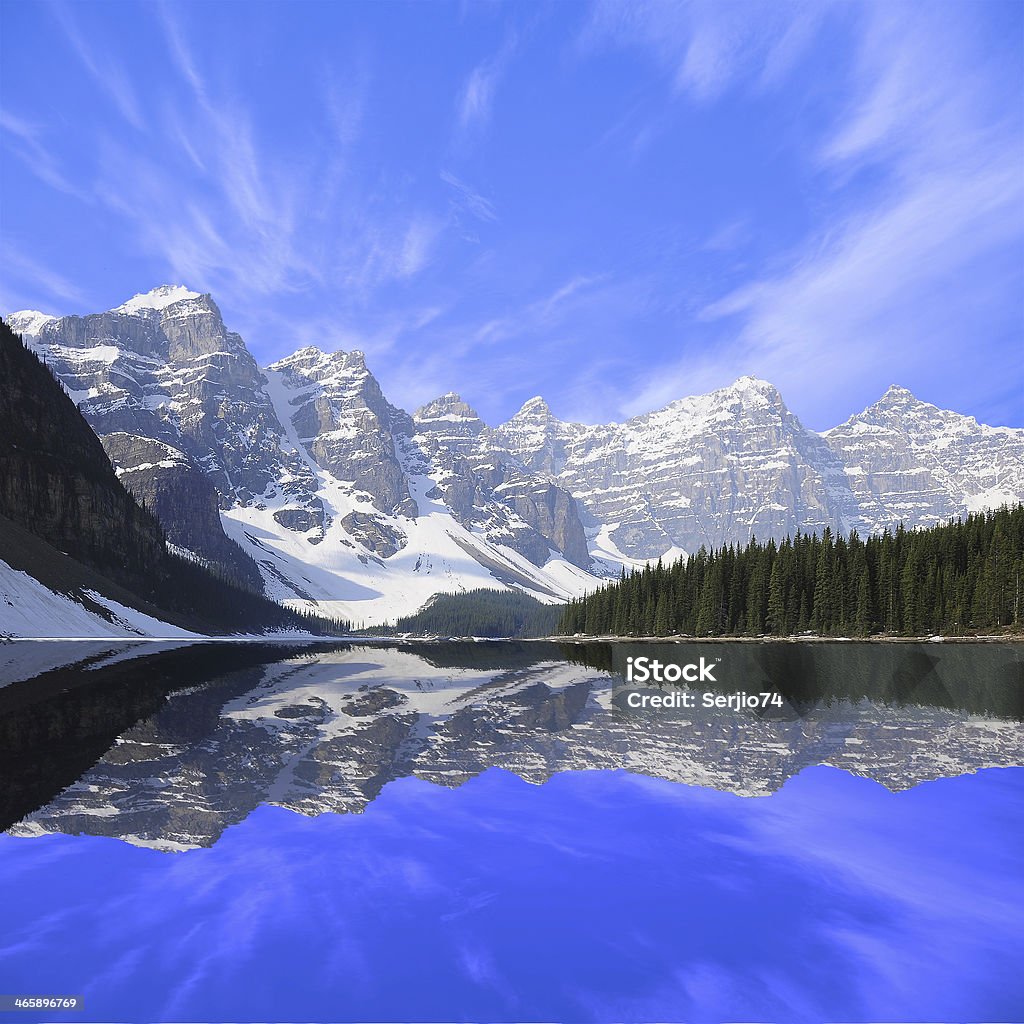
[1,639,1022,1022]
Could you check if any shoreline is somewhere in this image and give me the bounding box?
[2,633,1022,645]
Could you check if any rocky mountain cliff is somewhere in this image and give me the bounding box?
[823,384,1024,529]
[496,377,1024,567]
[8,286,1023,623]
[8,289,597,625]
[7,289,278,592]
[0,319,340,637]
[412,392,589,567]
[0,319,166,588]
[495,376,864,566]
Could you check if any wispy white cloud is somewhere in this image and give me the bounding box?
[441,171,498,224]
[49,1,144,129]
[43,5,443,317]
[323,65,368,149]
[0,110,89,199]
[579,0,825,101]
[701,218,749,253]
[396,216,443,279]
[0,245,90,312]
[455,33,518,140]
[378,272,652,421]
[610,2,1024,427]
[156,0,209,106]
[470,274,607,347]
[458,63,496,130]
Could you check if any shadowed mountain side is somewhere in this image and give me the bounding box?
[0,321,165,587]
[0,322,346,635]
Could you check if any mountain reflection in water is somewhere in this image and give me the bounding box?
[1,639,1021,849]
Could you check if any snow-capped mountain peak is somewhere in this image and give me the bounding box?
[516,396,556,418]
[872,383,926,409]
[5,310,58,336]
[413,392,482,427]
[115,284,201,315]
[822,384,1024,525]
[710,375,782,409]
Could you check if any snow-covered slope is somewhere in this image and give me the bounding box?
[0,558,199,639]
[226,351,598,624]
[5,310,57,336]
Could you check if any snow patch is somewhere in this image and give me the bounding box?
[5,310,58,336]
[115,285,201,315]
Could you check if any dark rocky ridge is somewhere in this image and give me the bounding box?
[101,432,262,590]
[0,320,165,588]
[0,321,338,634]
[19,292,308,587]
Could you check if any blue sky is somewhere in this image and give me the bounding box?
[3,768,1024,1020]
[1,0,1022,429]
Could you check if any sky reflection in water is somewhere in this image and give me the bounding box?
[1,764,1022,1023]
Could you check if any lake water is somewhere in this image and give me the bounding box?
[1,640,1022,1022]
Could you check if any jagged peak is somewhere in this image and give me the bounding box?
[853,384,931,418]
[659,374,778,413]
[723,375,780,398]
[115,285,202,315]
[514,395,555,418]
[823,384,946,437]
[272,346,369,374]
[878,383,920,403]
[414,391,482,422]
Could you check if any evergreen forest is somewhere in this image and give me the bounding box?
[559,506,1024,637]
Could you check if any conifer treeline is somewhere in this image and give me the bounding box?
[559,505,1024,637]
[365,588,563,638]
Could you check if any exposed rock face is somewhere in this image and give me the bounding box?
[339,511,405,558]
[496,378,1024,564]
[9,286,1022,621]
[270,347,416,518]
[11,288,317,589]
[0,321,165,587]
[7,290,600,620]
[496,377,864,562]
[823,385,1024,530]
[412,393,590,568]
[102,432,263,590]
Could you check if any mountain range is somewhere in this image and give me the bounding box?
[7,285,1024,626]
